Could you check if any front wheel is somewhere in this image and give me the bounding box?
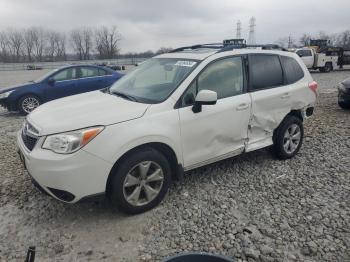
[109,148,171,214]
[272,116,304,159]
[18,95,41,115]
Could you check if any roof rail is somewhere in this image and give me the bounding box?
[218,43,287,52]
[169,39,287,54]
[169,43,224,53]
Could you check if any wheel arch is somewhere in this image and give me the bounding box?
[273,109,303,141]
[106,142,183,196]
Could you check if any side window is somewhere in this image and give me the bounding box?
[250,55,283,90]
[303,50,312,57]
[181,57,244,106]
[197,57,244,99]
[80,67,99,78]
[98,68,109,76]
[53,68,77,81]
[181,81,196,106]
[297,50,312,57]
[280,56,304,84]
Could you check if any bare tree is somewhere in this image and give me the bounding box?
[0,31,10,62]
[55,32,66,60]
[156,47,173,54]
[335,30,350,48]
[95,26,122,59]
[23,28,36,62]
[299,34,312,46]
[32,27,46,62]
[70,27,92,60]
[7,28,24,62]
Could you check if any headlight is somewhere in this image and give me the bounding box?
[0,91,13,99]
[42,126,104,154]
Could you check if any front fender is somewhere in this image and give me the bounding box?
[83,109,183,167]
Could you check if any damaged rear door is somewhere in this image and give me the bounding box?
[178,56,251,169]
[246,54,292,152]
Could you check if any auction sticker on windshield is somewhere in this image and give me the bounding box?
[174,61,197,67]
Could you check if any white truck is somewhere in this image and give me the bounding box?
[295,47,338,73]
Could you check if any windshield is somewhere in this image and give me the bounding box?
[109,58,198,103]
[35,68,59,83]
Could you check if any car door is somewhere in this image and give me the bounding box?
[76,66,112,93]
[246,54,292,152]
[297,49,314,68]
[46,67,78,101]
[178,56,251,169]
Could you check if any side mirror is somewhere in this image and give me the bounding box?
[192,90,217,113]
[297,53,303,57]
[48,78,55,85]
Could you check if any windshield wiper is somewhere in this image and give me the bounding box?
[110,91,138,102]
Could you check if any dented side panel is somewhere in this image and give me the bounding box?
[246,78,316,152]
[179,94,251,168]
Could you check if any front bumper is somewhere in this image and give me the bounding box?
[17,131,113,203]
[0,97,16,111]
[0,98,9,109]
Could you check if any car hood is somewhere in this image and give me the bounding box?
[0,82,35,93]
[27,91,150,136]
[342,77,350,88]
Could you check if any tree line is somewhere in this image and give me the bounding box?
[275,30,350,49]
[0,26,122,63]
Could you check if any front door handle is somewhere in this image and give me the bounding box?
[236,103,249,111]
[281,93,290,99]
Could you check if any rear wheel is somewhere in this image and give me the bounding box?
[323,63,332,73]
[18,95,41,115]
[109,148,171,214]
[272,116,304,159]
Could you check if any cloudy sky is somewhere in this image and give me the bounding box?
[0,0,349,53]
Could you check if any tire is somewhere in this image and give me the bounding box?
[324,63,332,73]
[272,116,304,160]
[109,148,172,214]
[338,101,350,109]
[18,95,41,115]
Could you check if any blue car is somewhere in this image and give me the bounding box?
[0,65,123,114]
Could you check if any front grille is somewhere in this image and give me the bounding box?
[21,131,38,151]
[21,120,39,151]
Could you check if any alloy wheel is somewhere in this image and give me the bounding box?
[22,97,40,114]
[122,161,164,207]
[283,124,301,154]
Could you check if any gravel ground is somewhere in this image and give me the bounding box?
[0,70,349,261]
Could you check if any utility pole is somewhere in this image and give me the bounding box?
[236,20,242,39]
[248,17,256,45]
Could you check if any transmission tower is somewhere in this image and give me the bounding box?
[236,20,242,39]
[248,17,256,45]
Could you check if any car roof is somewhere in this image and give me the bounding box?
[57,64,116,73]
[156,48,295,61]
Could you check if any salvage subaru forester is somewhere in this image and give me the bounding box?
[17,41,317,214]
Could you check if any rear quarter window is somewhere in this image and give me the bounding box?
[280,56,304,84]
[249,54,284,90]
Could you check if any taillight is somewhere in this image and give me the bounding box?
[309,81,318,96]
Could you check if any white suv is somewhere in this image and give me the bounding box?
[17,43,317,214]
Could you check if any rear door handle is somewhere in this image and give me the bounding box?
[281,93,290,99]
[236,103,249,111]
